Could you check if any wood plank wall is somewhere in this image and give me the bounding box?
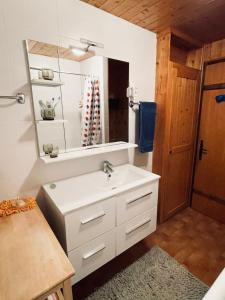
[153,32,171,221]
[153,33,171,176]
[203,38,225,61]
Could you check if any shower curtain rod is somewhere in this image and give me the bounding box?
[29,66,96,77]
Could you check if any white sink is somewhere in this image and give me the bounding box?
[43,164,160,215]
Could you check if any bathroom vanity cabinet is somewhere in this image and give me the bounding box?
[42,164,159,284]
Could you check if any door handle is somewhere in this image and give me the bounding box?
[199,140,208,160]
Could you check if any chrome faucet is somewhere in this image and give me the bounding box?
[103,160,114,178]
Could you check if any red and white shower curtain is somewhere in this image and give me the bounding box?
[81,78,101,146]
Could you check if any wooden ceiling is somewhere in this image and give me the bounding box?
[81,0,225,44]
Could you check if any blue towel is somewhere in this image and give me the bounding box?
[139,101,156,153]
[215,94,225,103]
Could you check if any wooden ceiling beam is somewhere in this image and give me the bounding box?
[169,28,203,49]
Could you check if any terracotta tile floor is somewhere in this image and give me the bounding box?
[147,208,225,286]
[73,208,225,299]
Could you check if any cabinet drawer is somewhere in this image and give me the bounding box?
[116,207,157,255]
[116,181,158,225]
[69,229,116,284]
[65,197,115,251]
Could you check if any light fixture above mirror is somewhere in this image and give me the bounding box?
[69,38,104,58]
[70,46,87,57]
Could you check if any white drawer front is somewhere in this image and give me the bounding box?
[117,181,158,225]
[69,229,116,284]
[116,207,157,255]
[65,197,115,251]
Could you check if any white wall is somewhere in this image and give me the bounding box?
[0,0,156,200]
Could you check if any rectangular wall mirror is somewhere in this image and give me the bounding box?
[26,39,129,157]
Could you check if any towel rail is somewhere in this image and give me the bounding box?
[0,93,25,104]
[129,100,140,108]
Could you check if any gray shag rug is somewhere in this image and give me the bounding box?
[85,246,209,300]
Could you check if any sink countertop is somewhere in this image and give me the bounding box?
[43,164,160,216]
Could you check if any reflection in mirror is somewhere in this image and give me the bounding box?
[26,39,129,158]
[108,59,129,143]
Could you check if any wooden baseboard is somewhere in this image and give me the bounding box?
[192,192,225,224]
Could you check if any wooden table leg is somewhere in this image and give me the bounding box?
[62,278,73,300]
[57,290,64,300]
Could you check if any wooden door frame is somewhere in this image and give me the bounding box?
[190,57,225,206]
[152,32,171,223]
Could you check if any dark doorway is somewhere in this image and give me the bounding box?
[108,58,129,143]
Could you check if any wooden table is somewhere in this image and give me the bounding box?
[0,207,75,300]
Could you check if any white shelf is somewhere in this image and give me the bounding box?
[31,79,64,86]
[40,142,137,164]
[36,119,67,125]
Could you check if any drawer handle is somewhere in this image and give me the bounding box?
[82,244,106,260]
[81,211,106,225]
[126,217,151,235]
[126,192,153,205]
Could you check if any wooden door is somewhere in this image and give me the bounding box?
[192,61,225,221]
[161,63,200,221]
